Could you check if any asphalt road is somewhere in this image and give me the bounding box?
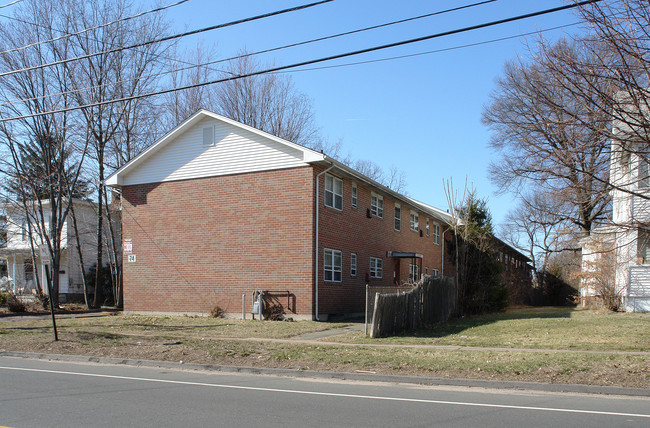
[0,356,648,428]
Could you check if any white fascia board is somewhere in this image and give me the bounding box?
[105,110,208,187]
[105,109,325,188]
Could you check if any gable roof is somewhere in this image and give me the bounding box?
[105,109,454,224]
[105,109,326,187]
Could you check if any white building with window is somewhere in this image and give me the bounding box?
[0,199,106,301]
[581,95,650,312]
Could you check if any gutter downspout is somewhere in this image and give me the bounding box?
[314,164,335,321]
[441,226,449,276]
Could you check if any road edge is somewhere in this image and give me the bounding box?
[1,350,648,397]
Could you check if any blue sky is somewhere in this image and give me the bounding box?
[158,0,585,231]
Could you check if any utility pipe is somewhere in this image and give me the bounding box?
[314,164,335,321]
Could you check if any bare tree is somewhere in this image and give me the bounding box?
[0,0,84,313]
[213,52,321,148]
[483,37,614,236]
[61,0,169,308]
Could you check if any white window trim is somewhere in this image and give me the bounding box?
[394,204,401,231]
[370,257,383,278]
[371,192,384,218]
[410,211,419,232]
[351,253,358,276]
[426,218,430,236]
[351,183,358,209]
[432,223,441,245]
[324,174,343,211]
[324,248,342,282]
[409,263,419,282]
[432,268,440,277]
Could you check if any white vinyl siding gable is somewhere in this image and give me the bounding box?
[120,117,311,186]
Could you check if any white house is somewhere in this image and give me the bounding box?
[581,93,650,312]
[0,199,105,302]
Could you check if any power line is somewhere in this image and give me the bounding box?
[0,0,24,9]
[283,22,581,74]
[0,0,191,56]
[0,0,601,123]
[0,0,335,80]
[0,0,497,109]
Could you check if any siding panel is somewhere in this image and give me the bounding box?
[123,117,309,186]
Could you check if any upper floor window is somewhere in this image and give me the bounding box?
[394,204,401,231]
[370,257,383,278]
[432,223,441,245]
[426,218,430,236]
[351,183,358,208]
[325,174,343,210]
[350,253,357,276]
[324,248,342,282]
[371,193,383,218]
[410,211,419,232]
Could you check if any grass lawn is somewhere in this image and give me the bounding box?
[1,307,648,388]
[331,307,650,351]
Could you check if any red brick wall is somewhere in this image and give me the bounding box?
[315,167,454,315]
[121,167,315,315]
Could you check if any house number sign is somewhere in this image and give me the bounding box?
[127,254,137,263]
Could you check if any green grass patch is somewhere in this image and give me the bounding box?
[331,307,650,351]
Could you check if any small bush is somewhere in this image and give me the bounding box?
[0,291,8,306]
[7,294,26,313]
[210,306,224,318]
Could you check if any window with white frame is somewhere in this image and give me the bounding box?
[409,264,419,282]
[370,257,383,278]
[325,174,343,210]
[432,268,440,277]
[324,249,342,282]
[410,211,419,232]
[394,204,401,231]
[371,193,383,218]
[425,267,429,276]
[351,253,358,276]
[351,183,358,208]
[426,218,430,236]
[432,223,440,245]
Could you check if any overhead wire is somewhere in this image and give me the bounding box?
[0,0,191,56]
[0,0,602,123]
[284,22,582,74]
[0,0,498,109]
[0,0,24,9]
[0,0,335,79]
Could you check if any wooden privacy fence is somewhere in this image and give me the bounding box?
[369,276,457,338]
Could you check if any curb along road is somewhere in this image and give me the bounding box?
[1,350,648,398]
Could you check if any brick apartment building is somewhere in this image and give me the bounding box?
[106,110,455,319]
